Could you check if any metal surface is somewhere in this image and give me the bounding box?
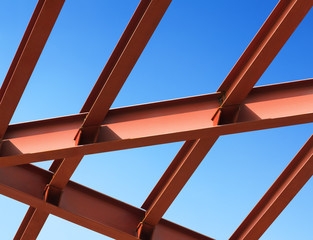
[0,0,64,139]
[1,79,313,167]
[14,0,172,236]
[0,164,214,240]
[0,0,312,239]
[217,0,311,106]
[77,0,172,144]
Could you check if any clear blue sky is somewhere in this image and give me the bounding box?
[0,0,313,239]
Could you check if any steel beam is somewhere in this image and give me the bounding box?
[0,164,214,240]
[0,79,312,167]
[0,0,64,139]
[77,0,172,144]
[81,0,152,113]
[14,207,49,240]
[217,0,312,107]
[138,138,218,237]
[14,155,83,238]
[230,135,313,240]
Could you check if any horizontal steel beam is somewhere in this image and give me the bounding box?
[0,0,64,139]
[1,79,313,167]
[230,135,313,240]
[0,164,213,240]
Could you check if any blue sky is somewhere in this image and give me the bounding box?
[0,0,313,239]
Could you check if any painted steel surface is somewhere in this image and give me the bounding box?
[0,0,312,239]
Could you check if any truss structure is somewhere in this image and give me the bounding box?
[1,0,313,239]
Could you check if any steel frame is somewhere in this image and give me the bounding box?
[0,0,312,239]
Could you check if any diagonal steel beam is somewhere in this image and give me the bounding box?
[76,0,172,145]
[217,0,312,109]
[14,156,84,240]
[15,156,83,239]
[0,0,64,139]
[81,0,151,113]
[0,164,214,240]
[230,135,313,240]
[14,207,49,240]
[1,79,312,167]
[138,138,218,237]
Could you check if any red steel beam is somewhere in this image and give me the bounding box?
[138,138,218,237]
[217,0,312,108]
[230,135,313,240]
[0,164,214,240]
[14,207,49,240]
[81,0,152,113]
[0,0,64,139]
[1,79,312,167]
[14,156,84,239]
[77,0,172,144]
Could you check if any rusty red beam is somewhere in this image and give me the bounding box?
[81,0,152,113]
[14,155,84,239]
[1,79,312,167]
[230,135,313,240]
[0,0,64,139]
[14,207,49,240]
[137,138,218,237]
[0,164,214,240]
[217,0,312,108]
[77,0,172,144]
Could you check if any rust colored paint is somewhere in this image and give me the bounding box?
[218,0,312,106]
[1,80,313,167]
[81,0,152,113]
[0,0,65,139]
[14,207,49,240]
[77,0,172,144]
[1,0,312,239]
[138,138,218,237]
[0,164,214,240]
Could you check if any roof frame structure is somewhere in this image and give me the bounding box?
[0,0,312,239]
